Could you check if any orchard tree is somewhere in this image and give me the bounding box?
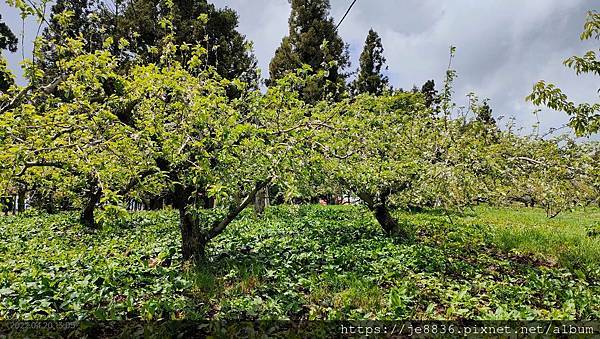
[0,31,156,227]
[125,52,321,260]
[351,29,389,96]
[2,1,319,262]
[315,92,429,238]
[493,133,596,217]
[527,10,600,136]
[269,0,350,103]
[0,13,21,210]
[586,142,600,206]
[314,54,501,235]
[115,8,324,259]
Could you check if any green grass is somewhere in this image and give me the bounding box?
[0,205,599,320]
[467,206,600,269]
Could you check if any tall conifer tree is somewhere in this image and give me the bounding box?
[40,0,257,84]
[476,101,496,126]
[352,29,388,96]
[0,15,17,92]
[0,15,17,53]
[118,0,257,83]
[269,0,350,103]
[421,80,440,110]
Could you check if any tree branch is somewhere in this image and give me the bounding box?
[207,178,271,240]
[0,84,32,115]
[356,191,374,209]
[118,169,159,196]
[0,75,66,115]
[16,160,80,177]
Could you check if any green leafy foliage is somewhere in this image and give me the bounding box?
[527,10,600,136]
[1,205,599,320]
[0,36,154,226]
[0,1,598,324]
[0,211,192,320]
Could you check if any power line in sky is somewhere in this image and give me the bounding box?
[335,0,359,31]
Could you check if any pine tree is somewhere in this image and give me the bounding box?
[0,15,18,52]
[40,0,109,83]
[43,0,107,48]
[421,80,440,110]
[269,0,350,103]
[352,29,388,96]
[0,15,17,92]
[118,0,257,84]
[42,0,257,84]
[0,58,13,93]
[476,101,496,126]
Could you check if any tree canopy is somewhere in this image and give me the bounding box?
[0,0,597,266]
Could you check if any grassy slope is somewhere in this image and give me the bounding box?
[0,205,598,320]
[468,206,600,268]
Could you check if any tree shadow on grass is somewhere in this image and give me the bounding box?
[187,205,596,319]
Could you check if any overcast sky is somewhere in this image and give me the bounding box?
[1,0,598,137]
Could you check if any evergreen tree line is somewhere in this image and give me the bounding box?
[1,0,462,105]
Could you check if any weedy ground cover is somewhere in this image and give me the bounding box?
[1,205,598,320]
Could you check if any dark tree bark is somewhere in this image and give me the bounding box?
[172,179,271,262]
[373,204,407,237]
[17,190,25,213]
[178,206,206,262]
[207,180,270,240]
[358,191,408,239]
[171,183,203,261]
[149,197,163,210]
[509,195,536,208]
[80,178,103,229]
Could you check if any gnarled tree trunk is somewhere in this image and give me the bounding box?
[171,184,206,262]
[358,191,408,239]
[80,177,102,229]
[179,207,206,262]
[373,204,407,238]
[174,179,271,263]
[17,189,26,213]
